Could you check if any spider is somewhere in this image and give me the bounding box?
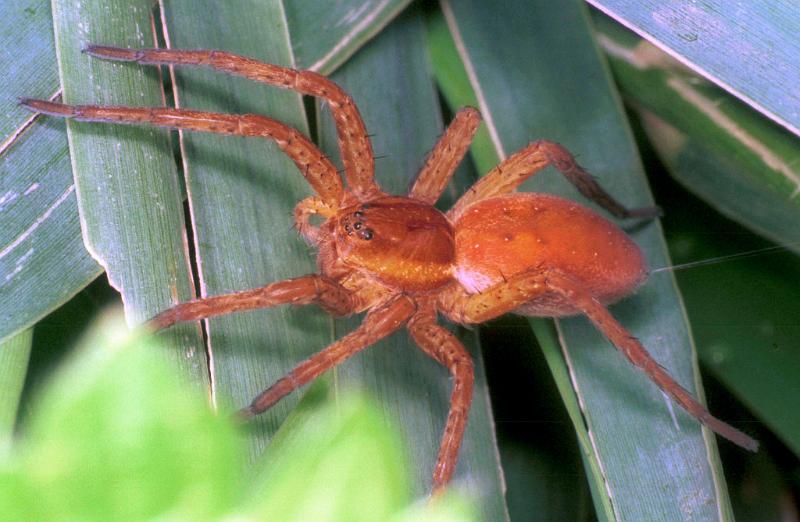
[22,45,758,494]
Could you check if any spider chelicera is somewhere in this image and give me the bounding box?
[22,45,758,494]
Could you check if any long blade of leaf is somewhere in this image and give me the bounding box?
[285,0,413,74]
[592,12,800,255]
[316,8,508,516]
[50,0,207,385]
[586,0,800,137]
[0,0,100,344]
[434,0,735,519]
[158,0,331,458]
[0,328,32,450]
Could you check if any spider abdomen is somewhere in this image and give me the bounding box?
[453,193,647,316]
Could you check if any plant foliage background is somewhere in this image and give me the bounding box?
[1,0,798,520]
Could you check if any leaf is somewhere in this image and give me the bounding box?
[431,0,734,519]
[592,12,800,255]
[0,0,100,344]
[245,388,409,521]
[157,0,332,457]
[286,0,413,74]
[50,0,207,384]
[315,8,508,517]
[0,310,242,521]
[586,0,800,137]
[0,328,32,450]
[660,186,800,457]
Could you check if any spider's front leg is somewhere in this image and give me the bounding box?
[20,99,343,206]
[83,45,381,200]
[148,274,353,330]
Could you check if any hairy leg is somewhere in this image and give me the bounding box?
[241,294,416,416]
[408,305,474,493]
[20,99,344,205]
[409,107,481,204]
[438,268,550,324]
[545,270,758,451]
[448,140,659,220]
[84,45,380,199]
[148,274,354,330]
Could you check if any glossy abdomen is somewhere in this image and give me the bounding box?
[454,194,647,316]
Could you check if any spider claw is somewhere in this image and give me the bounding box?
[84,44,139,62]
[232,406,256,425]
[19,98,70,118]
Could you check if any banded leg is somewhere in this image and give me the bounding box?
[448,140,659,220]
[409,107,482,204]
[241,294,416,417]
[20,99,343,205]
[84,45,380,199]
[545,270,758,451]
[408,306,474,493]
[148,275,353,330]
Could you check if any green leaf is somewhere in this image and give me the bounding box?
[0,329,32,450]
[0,310,242,520]
[661,188,800,457]
[50,0,207,383]
[286,0,413,74]
[592,12,800,255]
[158,0,331,459]
[316,8,508,517]
[245,387,409,521]
[586,0,800,137]
[431,0,734,519]
[0,0,100,344]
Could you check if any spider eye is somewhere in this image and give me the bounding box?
[359,228,373,240]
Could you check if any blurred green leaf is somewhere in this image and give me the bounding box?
[0,310,475,521]
[592,12,800,255]
[0,310,242,520]
[586,0,800,137]
[245,386,408,521]
[431,0,734,519]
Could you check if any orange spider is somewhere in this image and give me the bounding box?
[22,45,758,494]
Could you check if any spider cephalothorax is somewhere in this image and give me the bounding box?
[22,45,757,495]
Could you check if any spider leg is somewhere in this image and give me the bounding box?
[148,275,354,330]
[544,269,759,452]
[407,305,474,494]
[408,107,481,204]
[20,99,343,206]
[241,294,416,416]
[438,268,550,324]
[83,45,380,200]
[448,140,660,220]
